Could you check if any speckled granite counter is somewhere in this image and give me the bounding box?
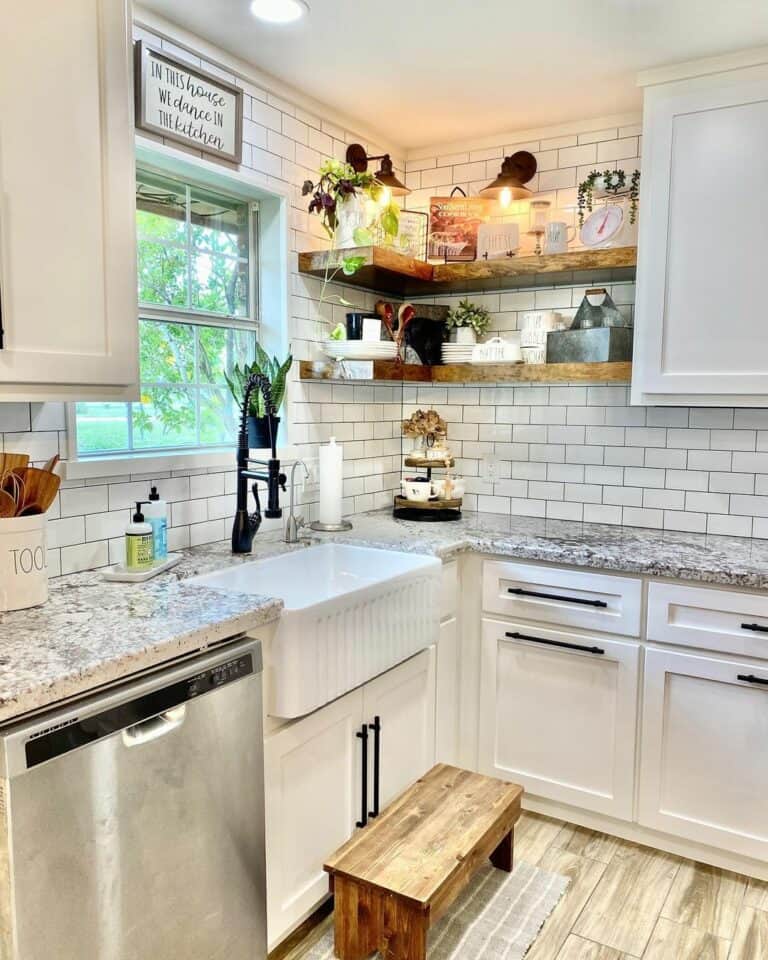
[305,510,768,590]
[2,508,768,725]
[0,572,283,725]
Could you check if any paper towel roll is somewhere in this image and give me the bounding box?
[318,437,343,525]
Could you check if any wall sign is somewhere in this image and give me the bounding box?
[134,41,243,164]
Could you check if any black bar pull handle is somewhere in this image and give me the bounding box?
[368,716,381,820]
[738,674,768,686]
[356,725,368,828]
[741,622,768,633]
[507,587,608,608]
[506,630,605,656]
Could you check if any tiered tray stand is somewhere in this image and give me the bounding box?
[394,455,463,522]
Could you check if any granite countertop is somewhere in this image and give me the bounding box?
[2,508,768,726]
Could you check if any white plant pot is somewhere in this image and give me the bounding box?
[454,327,477,345]
[335,193,367,249]
[0,514,48,611]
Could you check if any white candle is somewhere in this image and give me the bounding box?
[318,437,343,526]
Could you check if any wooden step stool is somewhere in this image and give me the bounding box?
[324,763,523,960]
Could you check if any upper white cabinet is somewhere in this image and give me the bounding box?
[632,51,768,405]
[0,0,138,401]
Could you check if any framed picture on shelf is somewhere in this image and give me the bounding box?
[372,209,428,261]
[428,188,491,262]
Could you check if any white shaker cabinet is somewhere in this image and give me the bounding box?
[632,52,768,405]
[264,649,436,948]
[0,0,138,401]
[478,618,640,819]
[639,648,768,861]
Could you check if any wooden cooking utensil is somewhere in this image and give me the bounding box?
[15,467,61,516]
[0,453,30,475]
[0,490,16,519]
[42,454,60,474]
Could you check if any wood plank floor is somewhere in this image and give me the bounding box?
[274,812,768,960]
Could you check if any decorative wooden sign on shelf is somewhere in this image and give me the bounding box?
[134,41,243,164]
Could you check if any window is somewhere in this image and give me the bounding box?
[75,168,259,456]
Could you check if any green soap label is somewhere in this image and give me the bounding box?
[126,533,154,570]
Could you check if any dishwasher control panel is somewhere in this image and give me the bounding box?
[25,651,255,769]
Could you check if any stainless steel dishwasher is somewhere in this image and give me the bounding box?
[0,637,267,960]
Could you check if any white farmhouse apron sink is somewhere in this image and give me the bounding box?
[193,543,441,718]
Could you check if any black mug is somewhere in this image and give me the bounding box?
[346,312,366,340]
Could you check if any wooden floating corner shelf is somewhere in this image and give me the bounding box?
[299,360,632,385]
[298,245,637,297]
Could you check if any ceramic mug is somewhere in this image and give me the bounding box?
[400,477,434,501]
[433,477,466,500]
[544,221,576,254]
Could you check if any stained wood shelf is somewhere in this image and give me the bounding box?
[403,456,455,469]
[299,360,631,385]
[298,245,637,297]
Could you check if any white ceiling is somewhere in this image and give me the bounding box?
[139,0,768,150]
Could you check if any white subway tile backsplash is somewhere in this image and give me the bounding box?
[5,42,768,573]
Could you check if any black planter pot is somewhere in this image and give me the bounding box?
[247,414,280,450]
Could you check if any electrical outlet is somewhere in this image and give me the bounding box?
[304,458,320,489]
[481,455,501,483]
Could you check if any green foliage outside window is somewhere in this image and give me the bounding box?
[76,169,259,455]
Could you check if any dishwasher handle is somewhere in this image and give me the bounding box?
[122,705,186,747]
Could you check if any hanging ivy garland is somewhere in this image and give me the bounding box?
[577,169,641,226]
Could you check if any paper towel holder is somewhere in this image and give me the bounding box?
[309,519,353,532]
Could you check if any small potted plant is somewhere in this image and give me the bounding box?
[446,298,492,345]
[402,408,448,458]
[225,345,293,449]
[302,159,399,250]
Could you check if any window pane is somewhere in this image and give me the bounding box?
[139,320,195,384]
[138,241,188,308]
[199,387,237,445]
[197,326,256,386]
[132,386,198,449]
[191,252,248,317]
[136,171,186,245]
[75,403,129,454]
[191,184,248,259]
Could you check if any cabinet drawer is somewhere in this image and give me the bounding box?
[479,617,639,818]
[639,648,768,861]
[441,561,458,621]
[648,582,768,660]
[483,560,642,637]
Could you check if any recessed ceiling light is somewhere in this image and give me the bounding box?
[250,0,309,23]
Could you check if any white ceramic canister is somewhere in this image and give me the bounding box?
[0,514,48,611]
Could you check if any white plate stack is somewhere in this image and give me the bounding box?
[324,340,398,361]
[441,343,476,364]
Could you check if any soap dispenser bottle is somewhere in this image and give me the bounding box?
[145,485,168,561]
[125,502,154,571]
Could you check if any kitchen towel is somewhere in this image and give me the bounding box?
[302,861,569,959]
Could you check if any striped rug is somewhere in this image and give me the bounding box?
[304,861,569,959]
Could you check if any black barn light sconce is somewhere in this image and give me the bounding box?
[346,143,411,197]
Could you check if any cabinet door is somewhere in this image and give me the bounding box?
[633,71,768,403]
[436,618,459,764]
[264,688,363,949]
[479,618,639,819]
[0,0,138,399]
[363,647,436,811]
[639,648,768,860]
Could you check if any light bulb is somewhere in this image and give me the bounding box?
[250,0,309,23]
[499,187,512,209]
[380,186,392,207]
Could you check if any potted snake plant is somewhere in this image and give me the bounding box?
[225,345,293,449]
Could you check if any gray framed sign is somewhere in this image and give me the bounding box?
[134,41,243,164]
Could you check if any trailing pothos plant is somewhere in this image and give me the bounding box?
[302,158,400,319]
[577,168,641,226]
[224,344,293,419]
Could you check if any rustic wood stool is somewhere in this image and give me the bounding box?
[324,763,523,960]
